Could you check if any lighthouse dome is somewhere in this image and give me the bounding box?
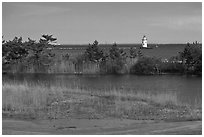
[142,35,147,40]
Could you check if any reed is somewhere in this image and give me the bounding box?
[48,60,75,73]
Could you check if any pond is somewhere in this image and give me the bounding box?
[3,73,202,106]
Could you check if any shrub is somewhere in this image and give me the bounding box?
[25,35,56,73]
[84,40,104,63]
[129,47,137,58]
[100,43,127,74]
[160,62,185,73]
[100,57,126,74]
[130,57,160,74]
[2,35,56,73]
[2,37,28,65]
[180,43,202,75]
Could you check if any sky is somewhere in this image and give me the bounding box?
[2,2,202,44]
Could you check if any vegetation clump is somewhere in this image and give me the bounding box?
[2,35,202,75]
[100,43,127,74]
[2,35,56,73]
[130,57,160,74]
[84,40,104,63]
[179,42,202,75]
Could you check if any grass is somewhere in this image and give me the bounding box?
[6,57,136,74]
[2,81,202,121]
[6,59,101,74]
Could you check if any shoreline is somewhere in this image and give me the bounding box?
[2,71,202,76]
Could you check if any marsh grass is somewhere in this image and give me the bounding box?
[2,82,201,121]
[4,55,136,74]
[9,60,101,74]
[48,60,75,73]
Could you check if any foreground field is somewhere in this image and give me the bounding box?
[2,119,202,135]
[3,82,201,121]
[2,81,202,135]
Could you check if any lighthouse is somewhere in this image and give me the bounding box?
[142,35,147,48]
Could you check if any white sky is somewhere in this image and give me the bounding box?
[2,2,202,44]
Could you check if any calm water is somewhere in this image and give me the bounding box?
[3,74,202,106]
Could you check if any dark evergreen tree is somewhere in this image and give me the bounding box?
[137,48,143,58]
[2,37,28,65]
[109,43,126,60]
[101,43,127,74]
[25,35,56,72]
[180,42,202,74]
[129,47,137,58]
[84,40,104,63]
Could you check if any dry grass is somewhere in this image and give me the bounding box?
[2,82,202,121]
[5,55,137,74]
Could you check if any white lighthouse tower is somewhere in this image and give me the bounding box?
[142,35,147,48]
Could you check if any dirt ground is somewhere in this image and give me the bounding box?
[2,118,202,135]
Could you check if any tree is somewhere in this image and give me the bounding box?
[109,43,126,60]
[84,40,104,63]
[100,43,127,74]
[130,57,159,74]
[25,35,56,72]
[2,37,28,65]
[180,42,202,74]
[129,47,137,58]
[137,48,143,58]
[39,34,57,44]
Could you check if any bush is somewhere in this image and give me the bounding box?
[2,35,56,73]
[2,37,28,65]
[129,47,137,58]
[160,62,184,73]
[100,57,126,74]
[84,40,104,63]
[100,43,127,74]
[130,57,160,74]
[180,43,202,75]
[25,36,56,73]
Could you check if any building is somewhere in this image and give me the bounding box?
[142,35,147,48]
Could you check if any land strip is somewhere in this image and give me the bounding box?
[2,119,202,135]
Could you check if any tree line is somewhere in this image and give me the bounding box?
[2,35,202,75]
